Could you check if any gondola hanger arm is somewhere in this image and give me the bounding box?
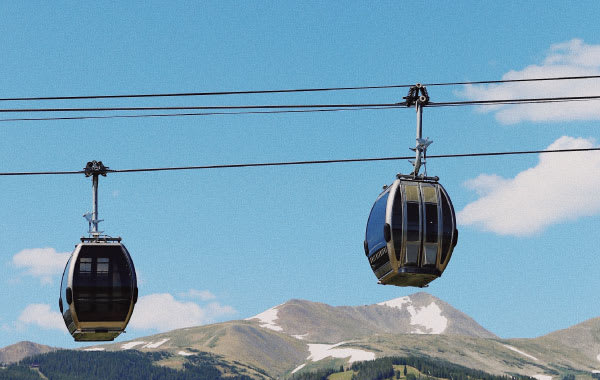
[403,84,432,178]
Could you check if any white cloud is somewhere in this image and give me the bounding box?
[178,289,216,301]
[458,136,600,236]
[128,293,236,332]
[18,304,64,330]
[12,248,71,285]
[459,39,600,124]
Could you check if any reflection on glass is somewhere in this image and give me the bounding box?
[366,192,389,256]
[440,192,453,264]
[424,244,437,266]
[422,186,437,203]
[80,258,92,274]
[60,256,72,316]
[405,243,419,265]
[392,188,403,262]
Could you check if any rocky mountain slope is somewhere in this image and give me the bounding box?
[247,292,496,342]
[0,341,57,364]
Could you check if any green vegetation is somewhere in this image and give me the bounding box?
[289,368,337,380]
[0,350,259,380]
[289,356,538,380]
[0,366,41,380]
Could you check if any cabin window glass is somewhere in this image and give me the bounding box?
[424,245,437,266]
[440,192,454,264]
[425,204,438,243]
[60,256,72,313]
[405,243,419,265]
[97,258,109,276]
[79,258,92,274]
[405,185,419,202]
[73,245,134,322]
[406,202,420,242]
[366,191,389,256]
[392,188,403,262]
[422,186,437,203]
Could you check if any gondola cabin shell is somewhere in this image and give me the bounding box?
[59,241,138,341]
[364,178,458,287]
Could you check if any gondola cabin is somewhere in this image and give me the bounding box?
[59,238,137,341]
[364,176,458,287]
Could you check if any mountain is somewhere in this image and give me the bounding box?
[247,292,497,342]
[0,341,57,364]
[528,316,600,368]
[3,292,600,379]
[79,292,568,378]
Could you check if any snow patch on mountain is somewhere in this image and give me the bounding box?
[121,341,146,350]
[246,304,284,332]
[292,333,308,340]
[503,344,538,361]
[378,296,447,334]
[533,375,552,380]
[292,342,375,374]
[83,347,105,351]
[143,338,170,349]
[178,351,194,356]
[308,342,375,363]
[292,363,306,374]
[597,353,600,362]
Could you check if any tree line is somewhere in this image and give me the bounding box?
[0,350,258,380]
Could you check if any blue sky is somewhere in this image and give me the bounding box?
[2,2,600,349]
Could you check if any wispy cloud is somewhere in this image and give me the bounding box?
[128,293,236,332]
[458,136,600,236]
[459,39,600,124]
[17,304,65,331]
[178,289,217,301]
[12,248,70,285]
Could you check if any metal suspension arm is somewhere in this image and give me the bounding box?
[84,161,108,237]
[404,84,431,177]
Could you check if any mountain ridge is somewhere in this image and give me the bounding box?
[0,341,57,364]
[3,292,600,379]
[245,292,497,343]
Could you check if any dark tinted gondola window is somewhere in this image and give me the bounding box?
[440,192,453,264]
[80,258,92,274]
[404,184,421,266]
[406,202,420,242]
[366,192,389,256]
[73,245,134,322]
[423,203,439,267]
[97,258,109,276]
[392,188,403,262]
[425,204,438,243]
[60,256,72,316]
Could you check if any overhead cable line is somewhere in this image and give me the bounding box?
[428,94,600,107]
[1,94,600,115]
[0,106,404,123]
[1,75,599,102]
[0,103,401,113]
[1,147,599,177]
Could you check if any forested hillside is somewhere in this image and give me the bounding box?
[289,356,540,380]
[0,350,268,380]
